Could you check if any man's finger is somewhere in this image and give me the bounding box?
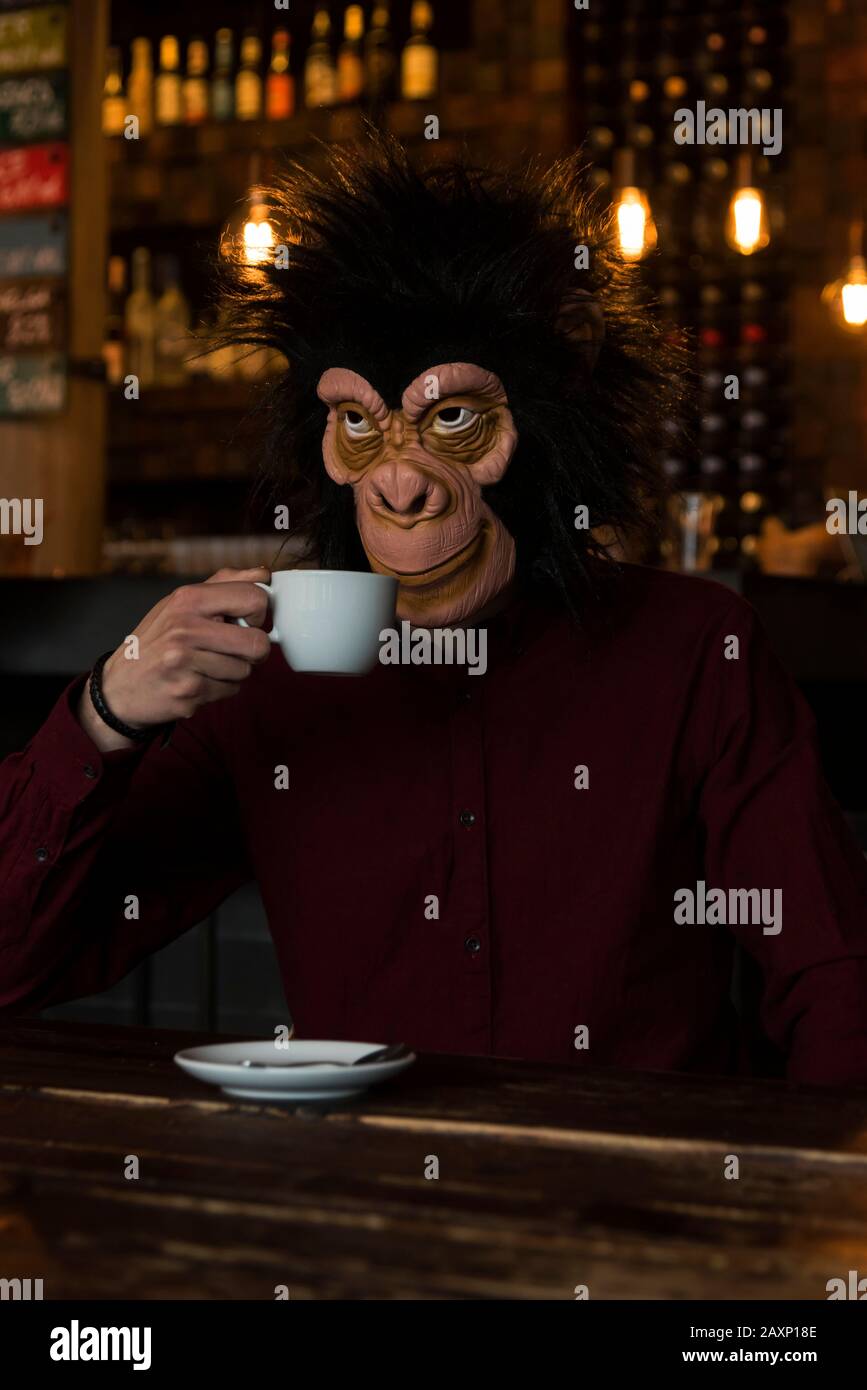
[173,580,271,624]
[190,650,258,683]
[182,618,272,662]
[204,566,271,584]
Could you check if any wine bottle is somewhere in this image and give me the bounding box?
[103,255,126,385]
[735,453,771,568]
[155,36,183,127]
[401,1,438,101]
[266,27,294,119]
[211,28,234,121]
[127,37,153,136]
[365,2,396,107]
[102,47,125,136]
[236,31,263,121]
[338,6,365,104]
[125,247,156,388]
[305,9,338,108]
[183,38,210,125]
[154,256,192,387]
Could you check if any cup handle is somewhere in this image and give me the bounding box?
[234,580,278,642]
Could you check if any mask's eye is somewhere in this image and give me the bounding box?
[431,405,478,434]
[342,409,374,439]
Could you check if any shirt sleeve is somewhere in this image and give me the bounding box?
[0,675,251,1013]
[696,597,867,1086]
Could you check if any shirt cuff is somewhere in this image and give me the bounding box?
[30,673,148,808]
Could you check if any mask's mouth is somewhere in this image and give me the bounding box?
[371,528,486,589]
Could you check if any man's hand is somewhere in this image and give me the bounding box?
[78,567,273,752]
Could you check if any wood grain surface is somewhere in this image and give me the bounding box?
[1,1019,866,1300]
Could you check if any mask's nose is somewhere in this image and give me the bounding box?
[369,461,446,524]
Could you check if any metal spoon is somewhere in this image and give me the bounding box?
[239,1042,409,1070]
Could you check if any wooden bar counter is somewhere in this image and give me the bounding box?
[1,1020,866,1301]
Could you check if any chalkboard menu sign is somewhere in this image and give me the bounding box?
[0,71,67,141]
[0,211,66,277]
[0,279,64,349]
[0,2,69,415]
[0,6,66,72]
[0,348,64,412]
[0,141,68,208]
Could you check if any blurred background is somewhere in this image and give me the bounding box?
[0,0,865,1035]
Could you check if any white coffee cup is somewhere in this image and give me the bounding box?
[240,569,398,675]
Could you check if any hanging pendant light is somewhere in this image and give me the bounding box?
[219,155,278,270]
[725,152,770,255]
[612,147,657,262]
[822,219,867,332]
[241,187,276,266]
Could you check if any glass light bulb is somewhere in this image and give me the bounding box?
[823,254,867,332]
[615,187,657,261]
[842,281,867,326]
[725,186,769,255]
[243,216,275,264]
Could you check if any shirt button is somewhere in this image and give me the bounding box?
[83,764,97,779]
[464,935,482,954]
[35,847,49,863]
[459,809,476,827]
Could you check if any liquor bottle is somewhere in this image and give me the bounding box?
[365,3,396,106]
[401,1,438,101]
[338,6,365,105]
[236,31,263,121]
[266,27,294,119]
[102,255,126,385]
[211,28,234,121]
[125,247,156,388]
[154,256,192,386]
[183,38,210,125]
[127,37,153,136]
[102,47,126,136]
[305,9,338,108]
[155,36,183,126]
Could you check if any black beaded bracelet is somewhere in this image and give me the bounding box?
[89,651,174,749]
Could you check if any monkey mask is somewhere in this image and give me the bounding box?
[217,138,676,630]
[317,360,517,626]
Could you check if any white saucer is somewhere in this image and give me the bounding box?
[173,1039,416,1103]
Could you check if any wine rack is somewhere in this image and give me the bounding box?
[573,0,792,571]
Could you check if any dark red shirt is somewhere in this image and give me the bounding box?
[2,566,866,1084]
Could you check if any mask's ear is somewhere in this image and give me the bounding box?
[556,288,605,377]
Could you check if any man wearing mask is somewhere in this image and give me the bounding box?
[1,139,866,1084]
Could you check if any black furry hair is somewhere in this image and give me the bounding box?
[216,132,683,618]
